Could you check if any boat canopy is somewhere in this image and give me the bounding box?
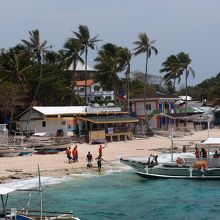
[0,187,16,195]
[201,138,220,145]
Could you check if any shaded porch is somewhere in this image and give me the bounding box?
[78,115,139,143]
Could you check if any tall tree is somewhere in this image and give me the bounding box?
[133,33,158,125]
[118,47,132,112]
[21,29,52,105]
[0,48,32,91]
[160,55,182,92]
[73,25,101,105]
[177,52,195,113]
[61,38,84,105]
[94,43,124,102]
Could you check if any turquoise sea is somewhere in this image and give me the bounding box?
[5,170,220,220]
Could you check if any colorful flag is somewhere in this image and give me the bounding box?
[119,89,127,100]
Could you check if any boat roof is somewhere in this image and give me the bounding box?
[0,187,16,195]
[201,138,220,145]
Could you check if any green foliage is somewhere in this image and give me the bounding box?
[188,73,220,100]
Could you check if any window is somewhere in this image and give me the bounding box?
[42,121,46,127]
[105,96,112,100]
[94,85,100,91]
[94,96,101,101]
[164,103,169,109]
[146,104,151,110]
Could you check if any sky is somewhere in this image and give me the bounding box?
[1,0,220,86]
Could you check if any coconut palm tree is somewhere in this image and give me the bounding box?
[118,47,132,112]
[0,49,32,91]
[133,33,158,124]
[73,25,101,105]
[177,52,195,113]
[61,38,84,105]
[160,55,182,92]
[21,29,52,105]
[94,43,123,101]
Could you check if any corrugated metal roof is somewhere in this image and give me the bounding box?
[201,138,220,145]
[33,106,87,115]
[68,62,94,71]
[32,106,122,116]
[78,115,139,124]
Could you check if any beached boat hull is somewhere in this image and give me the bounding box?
[120,158,148,172]
[135,167,220,179]
[120,158,220,179]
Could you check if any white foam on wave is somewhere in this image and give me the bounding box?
[1,176,71,189]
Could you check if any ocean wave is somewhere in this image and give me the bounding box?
[1,176,71,189]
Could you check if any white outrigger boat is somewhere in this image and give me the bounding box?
[120,137,220,179]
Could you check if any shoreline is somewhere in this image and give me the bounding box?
[0,128,219,184]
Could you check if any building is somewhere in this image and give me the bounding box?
[68,62,96,80]
[16,106,138,143]
[74,79,114,103]
[130,92,181,129]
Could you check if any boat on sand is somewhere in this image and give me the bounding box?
[121,137,220,179]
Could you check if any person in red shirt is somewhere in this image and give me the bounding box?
[72,145,78,162]
[98,145,105,157]
[195,146,200,158]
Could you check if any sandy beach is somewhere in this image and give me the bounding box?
[0,128,219,183]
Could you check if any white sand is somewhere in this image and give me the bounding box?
[0,128,219,182]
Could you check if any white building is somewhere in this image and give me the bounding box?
[74,79,114,103]
[16,106,122,137]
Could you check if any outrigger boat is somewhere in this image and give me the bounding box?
[120,137,220,179]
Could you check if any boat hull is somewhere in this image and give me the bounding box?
[135,170,220,179]
[120,158,220,179]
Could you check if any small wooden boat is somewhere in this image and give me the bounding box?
[34,149,60,155]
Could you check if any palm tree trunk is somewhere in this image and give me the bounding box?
[173,78,176,93]
[70,61,77,105]
[32,62,42,105]
[144,52,149,123]
[127,63,131,113]
[184,67,188,126]
[85,47,88,105]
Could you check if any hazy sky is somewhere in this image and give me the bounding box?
[1,0,220,86]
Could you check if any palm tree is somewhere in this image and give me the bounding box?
[118,47,132,112]
[0,49,32,91]
[133,33,158,125]
[94,43,123,101]
[176,52,195,113]
[160,55,182,92]
[61,38,84,105]
[21,29,52,105]
[73,25,101,105]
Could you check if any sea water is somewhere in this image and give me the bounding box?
[3,155,220,220]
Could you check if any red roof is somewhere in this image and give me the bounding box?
[75,80,94,86]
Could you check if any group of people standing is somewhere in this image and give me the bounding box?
[66,145,78,163]
[195,146,207,158]
[66,144,106,171]
[86,145,106,171]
